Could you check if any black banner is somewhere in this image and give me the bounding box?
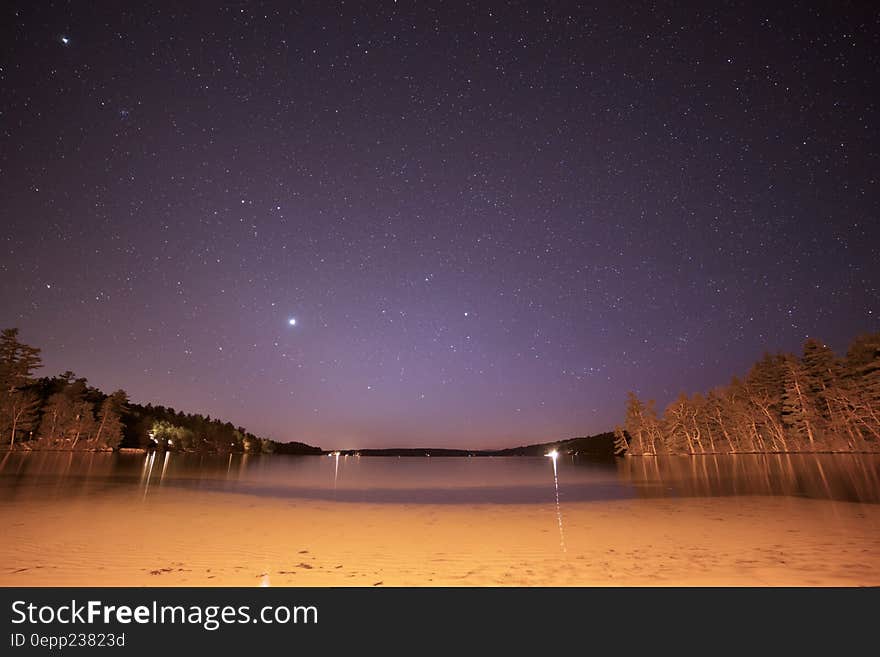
[1,587,875,655]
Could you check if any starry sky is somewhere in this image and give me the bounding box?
[1,2,877,449]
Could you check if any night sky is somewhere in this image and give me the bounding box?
[1,2,877,449]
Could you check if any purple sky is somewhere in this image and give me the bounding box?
[1,2,877,448]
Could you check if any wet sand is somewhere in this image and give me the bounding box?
[2,490,879,586]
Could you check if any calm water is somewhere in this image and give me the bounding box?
[0,451,878,505]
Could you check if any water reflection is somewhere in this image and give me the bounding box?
[615,453,880,504]
[141,451,156,499]
[546,451,566,552]
[0,451,877,505]
[160,451,170,483]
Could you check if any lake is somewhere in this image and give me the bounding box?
[1,451,878,586]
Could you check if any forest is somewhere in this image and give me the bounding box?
[615,333,880,455]
[0,328,320,454]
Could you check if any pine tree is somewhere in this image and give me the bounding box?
[619,333,880,454]
[39,391,74,444]
[781,356,821,450]
[69,399,96,448]
[0,329,43,446]
[93,390,128,449]
[801,338,854,448]
[745,353,788,451]
[7,389,41,447]
[0,328,42,385]
[843,333,880,441]
[38,377,94,448]
[624,392,647,455]
[802,339,840,392]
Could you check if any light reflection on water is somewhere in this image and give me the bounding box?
[0,451,878,505]
[616,453,880,504]
[547,451,566,552]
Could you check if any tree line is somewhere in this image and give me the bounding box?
[614,333,880,455]
[0,328,321,454]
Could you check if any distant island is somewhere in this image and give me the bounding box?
[1,328,878,458]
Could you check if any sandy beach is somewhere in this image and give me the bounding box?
[2,489,878,587]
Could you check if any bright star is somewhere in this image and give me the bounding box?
[288,318,297,327]
[61,36,70,45]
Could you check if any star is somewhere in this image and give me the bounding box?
[1,1,874,452]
